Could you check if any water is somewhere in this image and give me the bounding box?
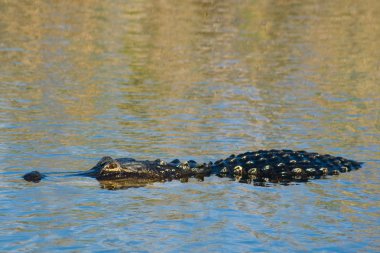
[1,0,380,252]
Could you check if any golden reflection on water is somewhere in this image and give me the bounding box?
[0,1,379,171]
[0,1,378,167]
[1,2,379,172]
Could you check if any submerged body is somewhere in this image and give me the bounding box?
[23,149,362,188]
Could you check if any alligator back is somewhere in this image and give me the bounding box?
[211,149,362,184]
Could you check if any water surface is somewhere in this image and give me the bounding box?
[1,0,379,252]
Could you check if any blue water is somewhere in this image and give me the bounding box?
[1,0,380,252]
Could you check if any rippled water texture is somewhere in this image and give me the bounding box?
[1,0,380,252]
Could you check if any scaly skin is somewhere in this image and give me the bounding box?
[23,150,362,188]
[209,149,362,184]
[82,156,210,181]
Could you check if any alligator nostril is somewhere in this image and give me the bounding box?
[23,171,44,183]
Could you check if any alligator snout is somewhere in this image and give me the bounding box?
[23,171,44,183]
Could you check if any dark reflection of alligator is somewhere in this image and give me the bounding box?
[23,149,362,189]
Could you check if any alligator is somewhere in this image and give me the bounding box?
[23,149,362,189]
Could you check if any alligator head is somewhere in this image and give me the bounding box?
[82,156,212,189]
[84,156,160,180]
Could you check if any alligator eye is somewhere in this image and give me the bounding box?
[340,166,349,172]
[332,170,340,175]
[109,162,118,169]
